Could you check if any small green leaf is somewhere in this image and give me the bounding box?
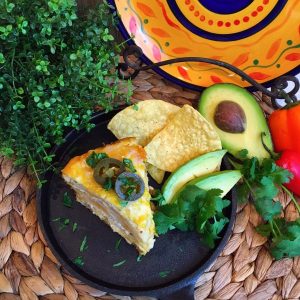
[72,222,78,232]
[0,53,5,64]
[151,189,166,206]
[159,271,170,278]
[115,238,122,251]
[70,53,77,60]
[80,236,88,253]
[122,158,136,173]
[113,259,126,268]
[63,192,73,208]
[86,152,108,168]
[103,177,112,191]
[73,256,84,267]
[236,149,248,159]
[7,3,15,13]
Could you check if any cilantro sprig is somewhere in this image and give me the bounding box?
[232,150,300,260]
[154,186,230,248]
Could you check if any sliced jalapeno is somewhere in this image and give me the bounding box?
[115,172,145,202]
[93,158,125,186]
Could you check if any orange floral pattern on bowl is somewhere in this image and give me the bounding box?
[114,0,300,88]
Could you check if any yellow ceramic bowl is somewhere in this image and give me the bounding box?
[110,0,300,89]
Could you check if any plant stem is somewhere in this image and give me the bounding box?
[27,148,42,188]
[269,220,278,238]
[272,219,283,236]
[281,185,300,214]
[244,178,256,198]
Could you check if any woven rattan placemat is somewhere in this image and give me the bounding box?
[0,69,299,300]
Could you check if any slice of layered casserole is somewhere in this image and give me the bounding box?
[62,138,155,255]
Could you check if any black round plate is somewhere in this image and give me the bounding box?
[37,109,237,299]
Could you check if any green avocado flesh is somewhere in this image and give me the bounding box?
[173,170,242,202]
[162,150,227,204]
[198,83,273,159]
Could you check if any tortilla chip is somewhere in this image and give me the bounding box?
[145,105,222,172]
[108,100,179,146]
[146,163,165,184]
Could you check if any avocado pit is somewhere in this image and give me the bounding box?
[214,100,246,133]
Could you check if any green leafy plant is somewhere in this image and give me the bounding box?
[0,0,131,186]
[154,186,230,248]
[233,150,300,259]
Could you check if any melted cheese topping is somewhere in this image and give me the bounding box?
[62,138,154,232]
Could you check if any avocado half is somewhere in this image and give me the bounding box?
[198,83,273,159]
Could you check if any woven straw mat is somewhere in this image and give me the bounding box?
[0,69,299,300]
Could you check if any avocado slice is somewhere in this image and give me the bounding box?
[198,83,273,159]
[162,150,227,203]
[173,170,242,202]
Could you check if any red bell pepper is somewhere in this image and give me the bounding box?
[276,150,300,196]
[268,102,300,153]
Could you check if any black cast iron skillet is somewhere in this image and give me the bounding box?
[37,109,237,299]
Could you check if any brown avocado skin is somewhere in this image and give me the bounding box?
[198,83,273,159]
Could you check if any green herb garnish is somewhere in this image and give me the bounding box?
[80,236,88,253]
[233,150,300,260]
[159,271,170,278]
[137,255,143,262]
[63,192,73,208]
[103,177,113,191]
[86,152,108,168]
[154,186,230,248]
[113,259,126,268]
[53,217,70,231]
[120,200,128,207]
[72,222,78,232]
[133,103,139,111]
[73,256,84,267]
[118,176,139,200]
[0,2,132,187]
[123,158,136,173]
[115,238,122,251]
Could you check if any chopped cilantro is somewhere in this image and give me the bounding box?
[120,200,128,207]
[72,222,78,232]
[53,217,70,231]
[113,259,126,268]
[137,255,143,262]
[115,238,122,251]
[86,152,108,168]
[118,175,141,200]
[159,271,170,278]
[132,103,139,111]
[73,256,84,267]
[123,158,136,173]
[63,192,73,208]
[80,236,88,253]
[154,186,230,248]
[103,177,113,191]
